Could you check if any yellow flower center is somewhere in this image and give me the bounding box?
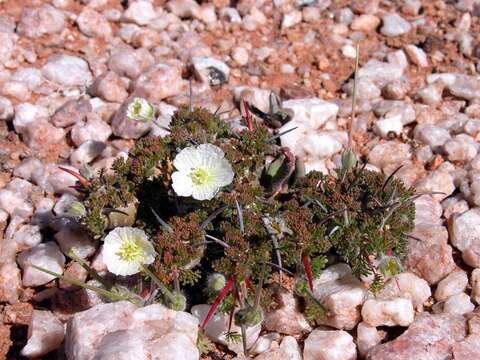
[116,240,143,262]
[131,101,142,116]
[189,167,212,186]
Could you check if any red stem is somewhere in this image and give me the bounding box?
[302,254,314,292]
[245,277,256,294]
[201,277,234,329]
[59,166,90,187]
[242,99,254,131]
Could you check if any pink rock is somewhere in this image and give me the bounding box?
[133,62,186,103]
[76,8,112,38]
[66,302,199,360]
[361,298,414,327]
[312,263,367,330]
[264,286,312,335]
[70,117,112,147]
[0,31,14,65]
[304,329,357,360]
[17,242,66,287]
[377,272,431,309]
[123,0,157,25]
[368,142,411,170]
[413,195,442,226]
[415,171,455,202]
[108,47,154,80]
[453,335,480,359]
[366,314,466,360]
[0,261,21,304]
[89,72,126,103]
[434,270,468,301]
[166,0,200,19]
[1,80,31,102]
[404,224,456,284]
[22,120,65,150]
[51,98,92,128]
[351,14,380,32]
[17,4,65,38]
[42,54,93,88]
[357,322,381,358]
[21,310,65,358]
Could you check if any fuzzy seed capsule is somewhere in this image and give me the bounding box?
[207,273,226,292]
[234,306,263,327]
[168,293,187,311]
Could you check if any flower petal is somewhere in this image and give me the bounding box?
[173,147,200,172]
[192,184,219,201]
[172,171,194,197]
[197,144,225,159]
[211,159,234,186]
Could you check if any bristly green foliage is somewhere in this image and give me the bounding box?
[290,168,415,282]
[76,104,415,319]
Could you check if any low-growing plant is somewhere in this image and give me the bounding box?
[44,50,416,357]
[50,92,415,354]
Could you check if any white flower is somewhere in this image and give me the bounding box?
[103,227,156,276]
[172,144,234,201]
[126,97,154,122]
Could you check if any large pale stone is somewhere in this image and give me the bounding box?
[312,263,367,330]
[66,302,199,360]
[367,314,466,360]
[361,298,414,327]
[434,270,468,301]
[264,287,311,335]
[21,310,65,358]
[304,329,357,360]
[133,62,186,103]
[42,55,93,88]
[17,242,66,287]
[404,224,456,284]
[377,272,431,309]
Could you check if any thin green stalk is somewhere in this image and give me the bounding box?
[349,43,360,151]
[142,265,176,303]
[67,250,112,290]
[31,264,138,303]
[235,282,249,357]
[253,262,267,311]
[271,236,283,283]
[241,325,248,358]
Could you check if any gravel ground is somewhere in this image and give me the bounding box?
[1,0,480,359]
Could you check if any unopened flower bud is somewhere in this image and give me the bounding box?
[68,201,86,217]
[341,149,357,171]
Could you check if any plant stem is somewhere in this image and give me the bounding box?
[349,43,360,151]
[302,254,314,292]
[237,282,249,357]
[271,236,283,283]
[142,265,176,304]
[201,277,234,329]
[241,325,248,358]
[68,250,112,290]
[254,263,267,311]
[173,267,181,294]
[31,264,138,303]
